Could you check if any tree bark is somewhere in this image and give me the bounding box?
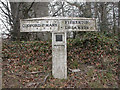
[94,2,98,18]
[118,1,120,34]
[113,3,116,34]
[85,2,92,18]
[99,3,108,33]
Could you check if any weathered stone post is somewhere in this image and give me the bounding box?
[52,32,67,79]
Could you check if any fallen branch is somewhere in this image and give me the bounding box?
[26,71,44,74]
[35,73,49,88]
[68,68,81,73]
[43,73,49,84]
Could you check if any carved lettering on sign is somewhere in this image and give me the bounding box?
[65,20,89,24]
[22,24,58,28]
[65,26,89,29]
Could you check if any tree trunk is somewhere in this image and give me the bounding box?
[94,2,98,18]
[99,3,108,33]
[9,2,21,41]
[85,2,92,18]
[118,1,120,35]
[113,3,116,34]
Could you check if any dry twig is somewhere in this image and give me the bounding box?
[35,73,49,88]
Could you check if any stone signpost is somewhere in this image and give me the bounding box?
[20,17,97,79]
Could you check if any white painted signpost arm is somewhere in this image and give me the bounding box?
[20,17,97,32]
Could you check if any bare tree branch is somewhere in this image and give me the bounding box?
[27,1,35,13]
[52,2,65,16]
[0,18,10,32]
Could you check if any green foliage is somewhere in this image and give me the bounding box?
[69,32,118,49]
[67,32,118,71]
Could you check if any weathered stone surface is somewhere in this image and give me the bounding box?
[52,32,67,79]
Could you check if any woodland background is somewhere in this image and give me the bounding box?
[1,0,120,88]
